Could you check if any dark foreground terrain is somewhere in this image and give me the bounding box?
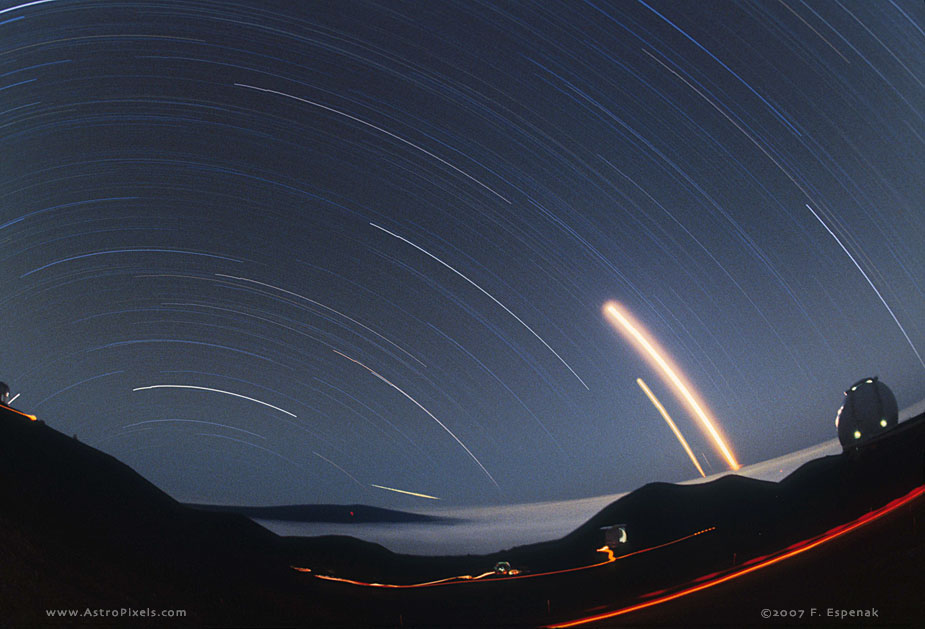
[1,402,923,627]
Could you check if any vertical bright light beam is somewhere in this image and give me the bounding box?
[636,378,705,478]
[604,301,740,471]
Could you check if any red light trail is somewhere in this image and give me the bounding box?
[546,484,925,627]
[292,527,716,589]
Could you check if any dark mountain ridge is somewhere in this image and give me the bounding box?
[186,502,459,524]
[2,402,923,626]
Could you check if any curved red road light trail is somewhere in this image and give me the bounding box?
[603,301,739,471]
[546,484,925,627]
[292,527,716,589]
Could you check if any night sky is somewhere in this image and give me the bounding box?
[3,0,923,508]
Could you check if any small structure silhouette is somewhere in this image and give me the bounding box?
[835,377,898,449]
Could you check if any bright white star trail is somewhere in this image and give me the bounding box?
[370,222,589,390]
[332,350,500,491]
[805,203,925,371]
[3,0,921,508]
[133,385,297,418]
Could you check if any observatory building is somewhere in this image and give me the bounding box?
[835,377,898,449]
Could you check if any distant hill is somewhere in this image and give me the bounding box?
[2,402,922,626]
[186,502,459,524]
[0,404,341,626]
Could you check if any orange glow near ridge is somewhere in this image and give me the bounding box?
[4,406,38,421]
[603,301,740,471]
[293,528,716,589]
[636,378,706,478]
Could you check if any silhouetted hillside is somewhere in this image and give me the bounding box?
[2,402,923,626]
[187,502,458,523]
[0,405,346,626]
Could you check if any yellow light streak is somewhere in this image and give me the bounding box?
[370,484,440,500]
[636,378,705,478]
[603,301,739,471]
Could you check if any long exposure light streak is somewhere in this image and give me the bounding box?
[371,222,589,390]
[370,484,440,500]
[295,527,716,589]
[235,83,510,203]
[132,384,297,417]
[805,204,925,371]
[604,301,739,471]
[3,405,37,421]
[636,378,705,478]
[0,1,58,16]
[313,451,364,487]
[196,432,302,469]
[122,418,266,440]
[333,349,500,490]
[214,273,427,368]
[546,484,925,628]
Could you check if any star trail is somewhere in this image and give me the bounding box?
[2,1,923,507]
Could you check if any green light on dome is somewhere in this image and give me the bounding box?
[880,418,887,428]
[853,430,862,440]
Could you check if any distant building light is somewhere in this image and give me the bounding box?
[853,430,862,440]
[880,418,887,428]
[601,524,628,547]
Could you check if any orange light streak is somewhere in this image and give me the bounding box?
[293,527,716,589]
[547,484,925,628]
[4,406,38,421]
[603,301,739,471]
[636,378,705,477]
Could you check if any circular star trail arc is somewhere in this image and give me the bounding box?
[2,1,922,507]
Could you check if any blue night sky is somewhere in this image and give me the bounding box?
[2,0,923,508]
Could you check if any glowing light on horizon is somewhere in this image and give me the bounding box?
[132,384,297,417]
[636,378,706,478]
[333,349,500,490]
[370,484,441,500]
[603,301,740,471]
